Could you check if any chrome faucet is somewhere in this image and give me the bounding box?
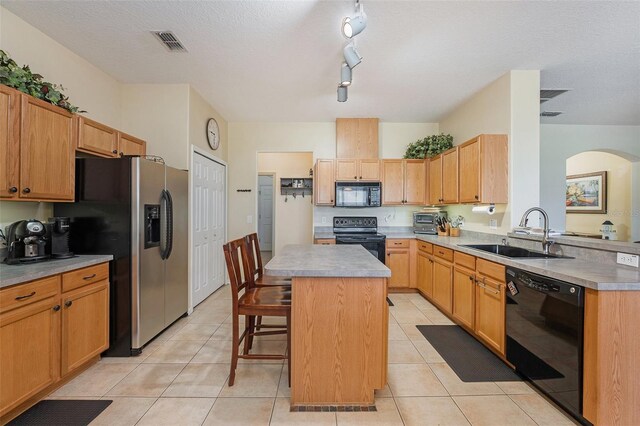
[519,207,554,254]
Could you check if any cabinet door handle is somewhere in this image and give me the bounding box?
[53,305,61,312]
[387,253,391,256]
[477,283,499,295]
[8,186,17,193]
[354,175,357,179]
[83,273,97,280]
[22,187,31,194]
[469,275,474,281]
[120,152,124,157]
[359,176,362,179]
[15,291,36,300]
[475,195,479,200]
[112,149,118,154]
[64,300,73,308]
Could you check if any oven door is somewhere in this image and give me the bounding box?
[335,235,386,263]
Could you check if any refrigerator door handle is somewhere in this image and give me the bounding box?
[160,189,174,259]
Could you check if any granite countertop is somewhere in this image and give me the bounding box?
[265,244,391,278]
[0,255,113,289]
[415,235,640,291]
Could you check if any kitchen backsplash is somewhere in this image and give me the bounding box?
[313,205,420,226]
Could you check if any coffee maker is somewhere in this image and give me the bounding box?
[5,219,50,264]
[47,217,74,259]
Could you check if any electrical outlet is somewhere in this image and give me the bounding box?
[489,219,497,229]
[617,253,639,268]
[321,216,327,224]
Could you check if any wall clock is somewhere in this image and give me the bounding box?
[206,118,220,150]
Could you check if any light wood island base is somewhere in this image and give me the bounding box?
[291,277,388,407]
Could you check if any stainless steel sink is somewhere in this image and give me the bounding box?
[459,244,572,259]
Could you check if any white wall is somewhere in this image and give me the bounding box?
[189,87,228,163]
[227,122,439,240]
[540,124,640,241]
[257,152,314,254]
[566,152,632,241]
[440,70,540,235]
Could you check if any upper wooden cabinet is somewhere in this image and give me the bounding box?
[77,117,146,158]
[77,116,118,157]
[336,118,379,159]
[381,159,426,205]
[0,85,20,199]
[429,148,458,205]
[335,159,379,181]
[20,93,76,202]
[314,159,335,206]
[458,134,508,204]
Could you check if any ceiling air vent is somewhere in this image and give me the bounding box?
[540,111,563,117]
[540,89,570,101]
[152,31,188,52]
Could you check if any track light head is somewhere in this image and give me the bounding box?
[337,85,348,102]
[340,63,352,86]
[341,4,367,38]
[343,44,362,69]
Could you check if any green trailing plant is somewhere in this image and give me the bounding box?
[0,50,85,113]
[404,133,454,159]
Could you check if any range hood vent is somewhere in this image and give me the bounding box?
[540,111,563,117]
[152,31,188,52]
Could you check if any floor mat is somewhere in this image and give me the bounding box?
[8,400,112,426]
[416,325,520,382]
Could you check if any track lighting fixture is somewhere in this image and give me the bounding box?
[340,63,352,86]
[343,43,362,69]
[341,1,367,39]
[337,85,348,102]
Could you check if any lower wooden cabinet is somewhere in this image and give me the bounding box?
[61,281,109,376]
[0,263,109,420]
[0,295,60,417]
[474,275,506,355]
[386,239,411,288]
[416,251,433,298]
[452,265,475,330]
[432,257,453,313]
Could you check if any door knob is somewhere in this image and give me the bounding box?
[22,187,31,194]
[112,149,118,154]
[53,305,61,312]
[64,300,73,308]
[8,186,17,193]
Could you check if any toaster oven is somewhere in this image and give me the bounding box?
[413,211,446,234]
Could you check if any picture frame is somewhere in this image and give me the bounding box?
[566,171,607,214]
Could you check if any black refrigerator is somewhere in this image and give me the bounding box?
[55,156,188,356]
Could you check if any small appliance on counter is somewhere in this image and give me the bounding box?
[46,217,74,259]
[4,219,50,264]
[413,210,447,234]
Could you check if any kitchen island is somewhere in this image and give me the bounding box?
[265,244,391,408]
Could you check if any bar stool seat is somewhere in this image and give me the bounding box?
[245,233,291,287]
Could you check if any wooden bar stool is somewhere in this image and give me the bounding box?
[244,233,291,286]
[223,237,291,386]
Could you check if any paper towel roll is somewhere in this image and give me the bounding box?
[472,205,495,215]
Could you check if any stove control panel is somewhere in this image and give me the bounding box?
[333,216,378,230]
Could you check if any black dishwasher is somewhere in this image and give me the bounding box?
[505,267,585,423]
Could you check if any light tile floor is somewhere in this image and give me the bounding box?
[47,286,576,425]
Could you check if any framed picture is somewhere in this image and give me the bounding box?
[566,171,607,214]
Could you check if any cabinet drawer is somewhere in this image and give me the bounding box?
[455,251,476,270]
[387,239,409,249]
[0,276,60,312]
[433,245,453,262]
[417,241,433,254]
[314,238,335,245]
[476,259,506,283]
[62,263,109,293]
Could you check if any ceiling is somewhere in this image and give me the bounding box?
[3,1,639,125]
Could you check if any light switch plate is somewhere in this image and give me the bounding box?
[489,219,498,229]
[246,215,253,224]
[617,253,639,268]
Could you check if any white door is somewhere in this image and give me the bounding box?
[192,152,226,307]
[258,175,274,251]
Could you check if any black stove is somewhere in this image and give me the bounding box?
[333,217,386,263]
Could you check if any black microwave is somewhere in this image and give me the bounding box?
[335,182,381,208]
